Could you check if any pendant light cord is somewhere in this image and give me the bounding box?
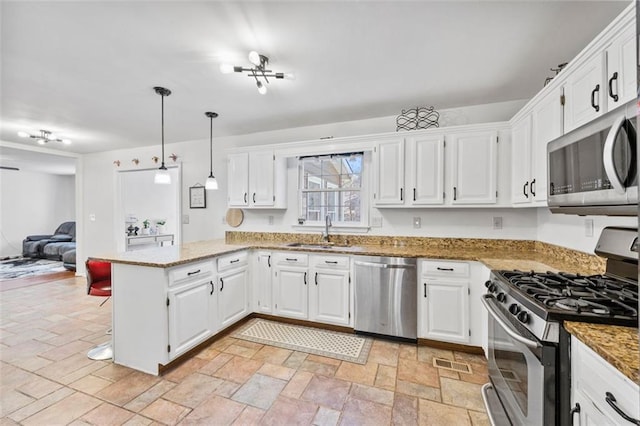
[209,115,213,175]
[161,93,165,168]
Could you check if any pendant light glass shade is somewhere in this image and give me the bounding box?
[153,86,172,185]
[205,111,219,191]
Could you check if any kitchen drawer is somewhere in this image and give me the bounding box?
[127,236,156,246]
[217,250,249,272]
[274,252,308,267]
[168,260,214,287]
[421,260,470,278]
[572,337,640,424]
[311,255,349,270]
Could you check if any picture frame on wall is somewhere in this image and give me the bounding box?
[189,184,206,209]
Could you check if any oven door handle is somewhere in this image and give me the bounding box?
[603,115,627,195]
[482,294,541,349]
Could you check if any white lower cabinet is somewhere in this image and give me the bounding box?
[217,252,250,329]
[273,253,309,320]
[571,336,640,426]
[309,255,350,326]
[254,251,273,314]
[168,279,214,359]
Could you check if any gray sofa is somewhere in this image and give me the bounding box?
[23,221,76,270]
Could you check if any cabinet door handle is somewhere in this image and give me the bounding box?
[453,186,457,201]
[304,272,307,285]
[423,283,427,298]
[230,259,240,263]
[530,179,536,197]
[570,403,580,423]
[243,192,248,203]
[285,258,298,262]
[523,181,529,198]
[324,260,338,264]
[267,255,271,268]
[187,269,201,276]
[591,84,600,112]
[608,71,619,102]
[210,281,214,295]
[220,278,224,291]
[605,392,640,425]
[253,193,256,203]
[315,272,318,285]
[413,188,416,201]
[437,267,454,271]
[400,188,403,201]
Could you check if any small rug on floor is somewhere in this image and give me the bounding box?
[233,318,372,364]
[0,257,66,281]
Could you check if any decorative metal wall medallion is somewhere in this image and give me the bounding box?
[396,106,440,131]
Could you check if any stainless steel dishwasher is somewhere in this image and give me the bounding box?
[353,256,417,340]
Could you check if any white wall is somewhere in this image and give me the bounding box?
[0,169,75,257]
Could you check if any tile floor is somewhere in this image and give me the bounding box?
[1,276,490,425]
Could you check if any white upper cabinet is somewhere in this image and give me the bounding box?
[563,53,605,133]
[510,115,532,205]
[450,130,498,204]
[605,25,636,111]
[407,135,445,205]
[373,138,405,205]
[227,150,287,209]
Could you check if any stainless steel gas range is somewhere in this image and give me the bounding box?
[481,227,638,426]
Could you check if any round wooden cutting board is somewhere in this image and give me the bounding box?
[226,208,244,227]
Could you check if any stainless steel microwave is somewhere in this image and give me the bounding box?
[547,100,637,216]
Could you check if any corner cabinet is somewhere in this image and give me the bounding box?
[227,150,287,209]
[449,130,498,204]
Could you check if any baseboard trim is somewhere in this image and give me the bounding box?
[418,338,484,354]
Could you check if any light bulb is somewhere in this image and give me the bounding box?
[284,72,296,80]
[62,139,72,145]
[17,131,29,138]
[257,81,267,95]
[220,63,234,74]
[248,51,261,66]
[154,168,171,184]
[205,175,218,190]
[37,139,46,145]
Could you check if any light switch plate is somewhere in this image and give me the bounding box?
[585,219,594,237]
[89,214,96,222]
[182,214,189,224]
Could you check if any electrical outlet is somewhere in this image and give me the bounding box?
[493,217,503,229]
[268,215,274,225]
[371,217,383,227]
[182,214,189,224]
[413,217,421,228]
[585,219,594,237]
[89,213,96,222]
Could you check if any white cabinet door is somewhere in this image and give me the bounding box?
[374,138,405,205]
[511,115,532,205]
[531,88,563,205]
[605,25,636,111]
[274,267,308,320]
[309,269,350,326]
[228,153,249,206]
[573,390,614,426]
[564,54,605,133]
[168,281,212,359]
[218,266,249,328]
[250,151,275,207]
[254,252,272,314]
[421,279,470,344]
[407,135,445,205]
[450,131,498,204]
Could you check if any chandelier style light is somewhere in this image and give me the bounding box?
[153,86,172,185]
[220,51,294,95]
[18,129,71,145]
[204,111,219,190]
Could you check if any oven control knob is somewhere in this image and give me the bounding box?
[496,292,506,302]
[517,311,529,324]
[485,282,497,293]
[509,303,520,315]
[484,280,492,288]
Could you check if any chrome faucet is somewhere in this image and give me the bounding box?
[323,214,332,242]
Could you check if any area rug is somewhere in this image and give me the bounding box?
[234,318,372,364]
[0,257,66,281]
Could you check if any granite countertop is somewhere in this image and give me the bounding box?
[565,321,639,384]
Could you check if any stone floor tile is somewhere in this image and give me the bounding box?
[368,340,400,367]
[0,417,20,426]
[15,375,62,399]
[392,393,418,426]
[396,380,441,402]
[261,396,318,426]
[349,383,394,406]
[282,351,308,369]
[454,351,488,364]
[418,398,471,425]
[257,362,296,380]
[459,361,490,385]
[124,380,177,413]
[251,345,292,366]
[301,375,351,411]
[122,414,153,425]
[374,364,397,391]
[280,370,314,399]
[96,370,160,406]
[69,374,114,395]
[334,361,378,386]
[232,373,287,410]
[139,398,191,425]
[339,396,392,426]
[224,343,261,359]
[181,395,245,425]
[194,345,221,361]
[214,380,242,398]
[313,406,340,426]
[417,346,455,363]
[299,359,338,377]
[199,352,234,375]
[213,356,263,384]
[6,387,74,423]
[6,355,53,372]
[38,339,93,361]
[398,344,417,360]
[232,405,266,425]
[306,354,342,366]
[21,392,102,426]
[81,402,135,424]
[0,390,35,418]
[438,367,460,379]
[230,338,264,351]
[469,409,491,425]
[92,362,136,381]
[397,358,439,388]
[163,356,210,383]
[440,377,485,411]
[163,372,224,408]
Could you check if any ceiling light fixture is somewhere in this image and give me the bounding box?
[17,129,71,145]
[153,86,172,185]
[204,111,219,190]
[220,51,294,95]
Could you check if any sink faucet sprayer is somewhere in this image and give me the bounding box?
[323,214,332,242]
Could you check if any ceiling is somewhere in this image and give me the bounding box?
[0,1,629,158]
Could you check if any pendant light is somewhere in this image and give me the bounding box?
[205,111,219,190]
[153,86,172,184]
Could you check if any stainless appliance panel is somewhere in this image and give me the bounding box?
[354,256,417,340]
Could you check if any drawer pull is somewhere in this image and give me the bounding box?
[423,283,427,298]
[267,255,271,267]
[187,269,201,276]
[210,281,214,295]
[220,278,224,291]
[605,392,640,425]
[436,267,454,271]
[286,258,298,262]
[304,272,307,285]
[230,259,240,263]
[315,272,318,285]
[325,260,338,264]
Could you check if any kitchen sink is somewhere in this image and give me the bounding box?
[284,242,360,251]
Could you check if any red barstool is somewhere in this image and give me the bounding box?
[86,259,113,360]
